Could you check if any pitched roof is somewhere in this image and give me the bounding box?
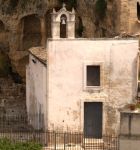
[28,47,47,65]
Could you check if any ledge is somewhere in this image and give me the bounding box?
[48,37,138,41]
[120,135,140,140]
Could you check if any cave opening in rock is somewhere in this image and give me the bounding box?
[0,20,9,52]
[77,16,84,37]
[0,51,10,78]
[22,14,41,51]
[137,2,140,20]
[0,21,5,32]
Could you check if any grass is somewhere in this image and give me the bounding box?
[0,138,42,150]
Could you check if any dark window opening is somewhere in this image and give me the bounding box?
[137,2,140,20]
[60,14,67,38]
[86,65,100,86]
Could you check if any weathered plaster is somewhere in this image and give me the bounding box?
[26,54,47,130]
[46,39,138,134]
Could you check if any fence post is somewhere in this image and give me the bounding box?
[64,133,66,150]
[54,132,56,150]
[84,132,85,150]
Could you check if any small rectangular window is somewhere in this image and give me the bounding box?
[86,65,100,86]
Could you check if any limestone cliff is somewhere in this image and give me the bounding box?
[0,0,119,79]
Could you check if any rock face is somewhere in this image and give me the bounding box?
[0,77,26,116]
[0,0,121,79]
[77,0,119,38]
[0,0,139,79]
[119,0,140,34]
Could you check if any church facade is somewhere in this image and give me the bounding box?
[26,5,139,137]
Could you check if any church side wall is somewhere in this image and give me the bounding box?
[26,55,47,130]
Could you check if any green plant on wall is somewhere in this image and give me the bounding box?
[95,0,107,19]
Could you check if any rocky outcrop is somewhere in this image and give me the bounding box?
[0,77,26,116]
[0,0,119,79]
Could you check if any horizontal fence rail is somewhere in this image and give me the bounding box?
[0,115,119,150]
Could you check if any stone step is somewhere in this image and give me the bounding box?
[83,138,104,149]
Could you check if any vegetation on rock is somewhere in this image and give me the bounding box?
[59,0,77,8]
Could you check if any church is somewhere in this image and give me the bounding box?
[26,4,139,138]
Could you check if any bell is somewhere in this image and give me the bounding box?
[61,18,66,24]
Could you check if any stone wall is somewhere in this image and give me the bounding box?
[0,77,26,116]
[119,111,140,150]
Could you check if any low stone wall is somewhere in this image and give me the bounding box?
[119,110,140,150]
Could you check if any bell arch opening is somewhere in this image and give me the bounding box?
[60,14,67,38]
[137,2,140,20]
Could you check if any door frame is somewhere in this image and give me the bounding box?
[84,102,103,138]
[80,99,106,136]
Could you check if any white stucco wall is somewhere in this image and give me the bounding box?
[26,55,47,130]
[47,39,138,134]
